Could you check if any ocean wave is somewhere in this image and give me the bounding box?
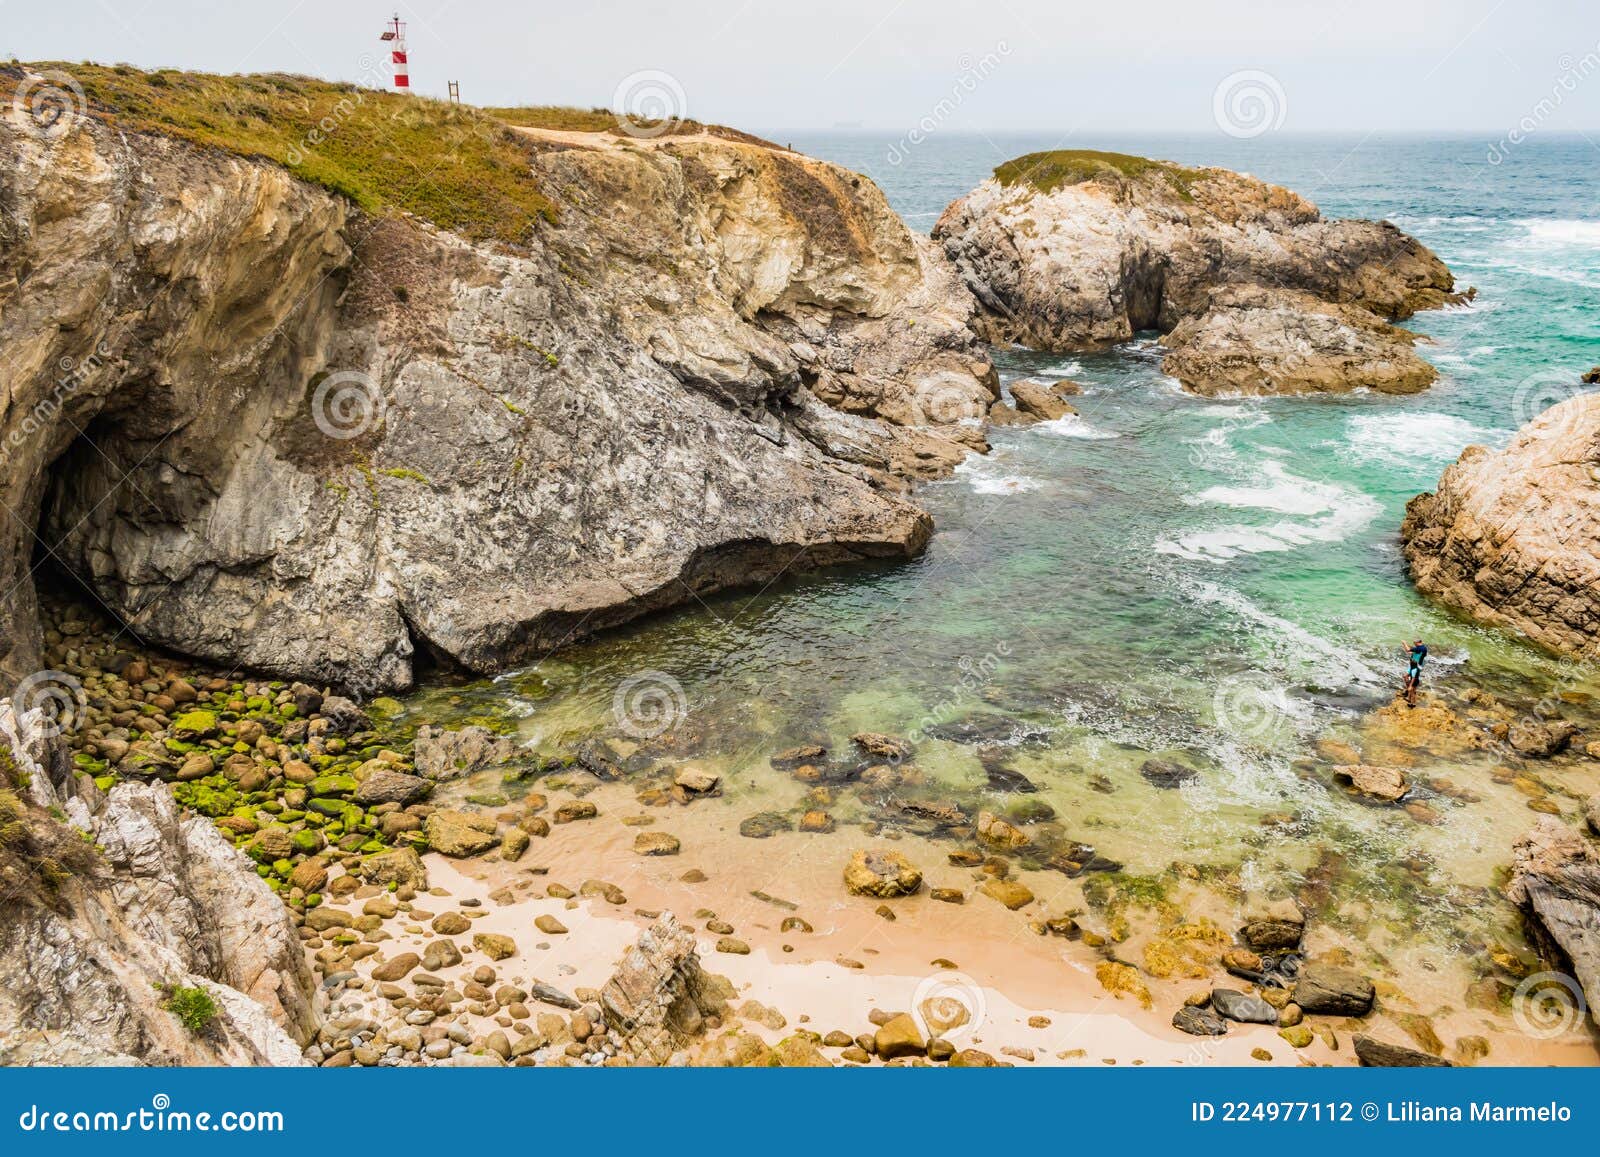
[1155,461,1380,562]
[953,456,1041,495]
[1036,413,1117,439]
[1340,411,1491,468]
[1513,218,1600,248]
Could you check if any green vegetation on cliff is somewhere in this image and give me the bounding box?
[1,63,559,245]
[994,149,1207,199]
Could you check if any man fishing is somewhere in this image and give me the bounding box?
[1402,639,1428,706]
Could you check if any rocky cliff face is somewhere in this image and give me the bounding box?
[1401,393,1600,659]
[1507,817,1600,1027]
[0,108,993,695]
[933,151,1457,396]
[0,704,315,1064]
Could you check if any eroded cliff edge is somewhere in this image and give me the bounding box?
[934,150,1459,396]
[0,73,995,695]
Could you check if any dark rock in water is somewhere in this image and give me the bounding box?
[576,739,622,778]
[925,714,1049,746]
[984,763,1039,794]
[894,799,969,828]
[1353,1035,1451,1067]
[1140,758,1198,789]
[1508,719,1579,758]
[1007,798,1056,824]
[739,812,794,839]
[1293,963,1374,1016]
[1239,899,1305,951]
[1173,1005,1229,1036]
[1044,844,1122,876]
[1211,988,1278,1025]
[770,744,827,770]
[851,732,914,762]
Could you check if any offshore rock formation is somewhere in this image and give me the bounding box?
[0,98,994,695]
[1401,393,1600,659]
[933,150,1457,396]
[0,704,315,1064]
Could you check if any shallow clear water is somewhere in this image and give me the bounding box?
[406,134,1600,996]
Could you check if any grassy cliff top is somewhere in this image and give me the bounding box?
[2,63,574,245]
[993,149,1209,199]
[0,64,794,247]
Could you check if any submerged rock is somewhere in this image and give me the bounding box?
[413,726,517,780]
[1140,758,1198,789]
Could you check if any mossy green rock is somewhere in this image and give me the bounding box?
[309,773,358,797]
[171,709,219,739]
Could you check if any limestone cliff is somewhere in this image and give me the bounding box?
[0,703,315,1064]
[933,150,1457,396]
[1401,391,1600,658]
[0,73,994,695]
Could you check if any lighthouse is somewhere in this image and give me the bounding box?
[379,14,409,89]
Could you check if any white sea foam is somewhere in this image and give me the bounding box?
[1157,460,1380,562]
[1513,218,1600,248]
[953,456,1041,495]
[1036,414,1117,439]
[1340,411,1492,468]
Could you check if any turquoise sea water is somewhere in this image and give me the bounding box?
[409,134,1600,994]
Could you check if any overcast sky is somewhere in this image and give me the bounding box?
[8,1,1600,134]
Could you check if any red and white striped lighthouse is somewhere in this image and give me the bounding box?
[378,14,409,89]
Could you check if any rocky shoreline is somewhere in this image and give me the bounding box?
[6,592,1597,1068]
[2,66,1599,1070]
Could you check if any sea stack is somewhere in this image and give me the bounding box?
[934,149,1459,396]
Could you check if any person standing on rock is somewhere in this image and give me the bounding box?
[1402,639,1428,706]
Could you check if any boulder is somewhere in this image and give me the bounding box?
[424,811,500,857]
[353,768,430,805]
[1009,379,1079,421]
[413,725,516,780]
[360,846,428,891]
[873,1013,926,1059]
[602,916,729,1064]
[1353,1035,1452,1067]
[1332,764,1408,802]
[1140,758,1198,789]
[1239,899,1305,951]
[1211,988,1278,1025]
[843,849,923,898]
[1173,1005,1229,1036]
[1293,964,1375,1016]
